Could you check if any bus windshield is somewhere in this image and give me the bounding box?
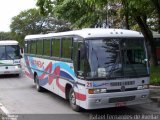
[85,38,149,79]
[0,45,20,60]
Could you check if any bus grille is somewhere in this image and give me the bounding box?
[109,96,135,103]
[107,87,137,93]
[110,81,135,86]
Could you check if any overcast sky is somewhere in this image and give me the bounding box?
[0,0,36,32]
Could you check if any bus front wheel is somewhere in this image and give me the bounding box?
[69,88,81,112]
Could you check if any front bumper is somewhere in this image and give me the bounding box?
[0,65,22,75]
[86,89,150,109]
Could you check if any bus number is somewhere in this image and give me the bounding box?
[87,82,92,87]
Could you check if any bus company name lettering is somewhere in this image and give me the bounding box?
[31,60,44,68]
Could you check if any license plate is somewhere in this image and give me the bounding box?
[4,71,10,74]
[116,102,126,107]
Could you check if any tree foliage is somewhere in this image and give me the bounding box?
[150,0,160,33]
[126,0,158,65]
[0,32,13,40]
[10,8,70,46]
[36,0,160,65]
[37,0,108,28]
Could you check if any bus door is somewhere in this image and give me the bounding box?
[73,37,88,80]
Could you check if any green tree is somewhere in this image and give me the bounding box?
[150,0,160,33]
[10,8,70,46]
[36,0,159,65]
[36,0,108,28]
[0,32,13,40]
[127,0,157,65]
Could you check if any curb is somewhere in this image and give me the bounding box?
[149,85,160,89]
[150,97,160,102]
[149,85,160,103]
[150,97,160,107]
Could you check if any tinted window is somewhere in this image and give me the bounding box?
[62,38,72,59]
[44,39,51,56]
[0,45,20,60]
[52,38,60,57]
[28,41,31,53]
[37,40,43,55]
[85,38,148,79]
[0,46,6,60]
[6,45,20,59]
[73,41,86,76]
[30,41,36,54]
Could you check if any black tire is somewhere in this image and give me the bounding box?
[15,74,20,77]
[35,75,43,92]
[69,88,81,112]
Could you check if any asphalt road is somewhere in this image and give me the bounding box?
[0,72,160,120]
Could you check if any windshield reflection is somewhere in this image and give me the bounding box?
[0,45,20,60]
[85,38,149,79]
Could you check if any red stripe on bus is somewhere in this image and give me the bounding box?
[25,71,32,78]
[39,62,52,80]
[75,92,86,101]
[56,78,65,92]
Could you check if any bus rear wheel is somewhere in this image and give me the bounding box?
[69,88,81,112]
[35,75,43,92]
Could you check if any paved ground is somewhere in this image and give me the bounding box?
[0,73,159,120]
[150,85,160,104]
[0,74,78,114]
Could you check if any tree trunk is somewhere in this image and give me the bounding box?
[135,16,158,66]
[124,10,130,29]
[122,0,130,29]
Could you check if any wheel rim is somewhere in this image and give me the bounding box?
[35,76,39,89]
[70,92,76,105]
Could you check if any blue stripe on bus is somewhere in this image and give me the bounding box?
[60,71,74,81]
[39,77,48,86]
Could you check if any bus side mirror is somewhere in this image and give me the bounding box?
[20,47,23,54]
[20,55,23,58]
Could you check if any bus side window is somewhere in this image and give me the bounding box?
[28,41,31,54]
[43,39,51,56]
[61,37,72,59]
[37,40,43,55]
[30,41,36,54]
[52,38,60,57]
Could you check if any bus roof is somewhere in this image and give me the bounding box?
[0,40,18,45]
[25,28,143,40]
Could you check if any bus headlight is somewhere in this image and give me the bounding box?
[15,66,19,69]
[15,65,21,69]
[88,89,107,94]
[137,84,149,90]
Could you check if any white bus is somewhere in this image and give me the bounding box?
[24,28,150,111]
[0,40,22,76]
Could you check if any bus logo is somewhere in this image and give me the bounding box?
[31,60,44,68]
